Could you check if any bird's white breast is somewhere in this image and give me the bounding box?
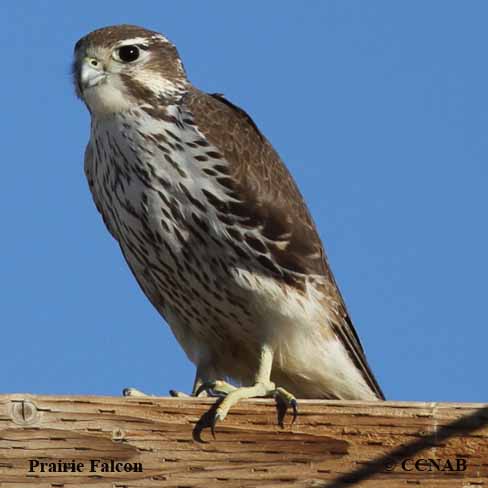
[87,105,270,367]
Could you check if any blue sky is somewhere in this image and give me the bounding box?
[1,1,486,403]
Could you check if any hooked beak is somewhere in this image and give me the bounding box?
[80,57,106,91]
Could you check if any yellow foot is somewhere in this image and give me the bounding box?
[170,380,233,398]
[196,380,298,436]
[123,387,205,398]
[169,389,192,397]
[123,387,193,398]
[122,387,150,397]
[195,379,237,397]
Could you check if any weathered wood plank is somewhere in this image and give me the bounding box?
[0,394,486,487]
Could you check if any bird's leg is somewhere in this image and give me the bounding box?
[198,344,298,428]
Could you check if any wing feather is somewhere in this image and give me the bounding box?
[183,88,384,399]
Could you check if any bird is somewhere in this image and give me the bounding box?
[73,24,384,426]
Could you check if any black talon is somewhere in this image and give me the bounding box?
[195,381,229,398]
[290,399,298,424]
[208,390,227,398]
[210,412,218,439]
[195,382,213,397]
[275,397,287,428]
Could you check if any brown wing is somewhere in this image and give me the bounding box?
[185,90,327,276]
[184,88,384,399]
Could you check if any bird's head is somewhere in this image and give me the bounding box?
[73,25,188,116]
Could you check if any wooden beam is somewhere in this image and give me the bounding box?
[0,394,487,487]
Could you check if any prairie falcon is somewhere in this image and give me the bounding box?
[73,25,384,425]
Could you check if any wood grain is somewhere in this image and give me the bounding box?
[0,394,487,487]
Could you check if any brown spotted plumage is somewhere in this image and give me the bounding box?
[73,25,383,419]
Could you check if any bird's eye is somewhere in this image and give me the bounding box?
[115,45,140,63]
